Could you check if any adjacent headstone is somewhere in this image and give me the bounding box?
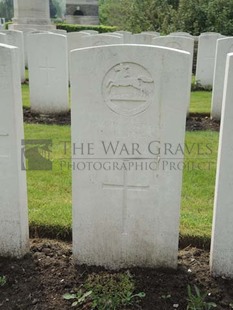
[0,43,29,258]
[80,30,99,34]
[169,32,193,38]
[0,30,25,82]
[67,32,90,53]
[196,32,223,87]
[210,52,233,278]
[152,36,194,62]
[152,36,194,106]
[70,34,124,49]
[113,31,132,43]
[27,33,69,114]
[0,33,7,44]
[141,31,160,36]
[211,37,233,120]
[10,27,37,67]
[131,33,157,45]
[50,29,67,35]
[70,44,191,269]
[152,35,194,81]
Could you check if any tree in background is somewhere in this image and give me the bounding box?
[0,0,13,21]
[175,0,209,35]
[207,0,233,35]
[128,0,176,33]
[99,0,132,29]
[99,0,177,33]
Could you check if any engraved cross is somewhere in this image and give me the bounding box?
[39,57,55,86]
[103,169,149,234]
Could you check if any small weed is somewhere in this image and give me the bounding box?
[0,276,6,287]
[187,285,217,310]
[191,80,212,92]
[63,271,145,309]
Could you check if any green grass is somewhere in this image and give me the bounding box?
[181,131,218,239]
[24,123,219,241]
[22,84,30,108]
[189,91,212,114]
[24,124,72,236]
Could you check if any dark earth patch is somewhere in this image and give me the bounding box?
[0,239,232,310]
[23,108,220,132]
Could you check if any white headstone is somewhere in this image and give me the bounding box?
[130,33,156,45]
[152,36,194,62]
[67,32,91,53]
[113,31,132,43]
[0,43,29,257]
[141,31,160,36]
[28,33,69,114]
[70,44,191,269]
[0,30,25,82]
[211,37,233,120]
[50,29,67,35]
[80,30,99,34]
[70,34,124,49]
[169,32,193,38]
[10,27,37,67]
[0,33,7,44]
[196,32,223,87]
[210,52,233,278]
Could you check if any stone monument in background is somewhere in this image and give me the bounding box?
[11,0,56,31]
[66,0,99,25]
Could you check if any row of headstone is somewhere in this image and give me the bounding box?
[1,29,228,118]
[1,42,233,277]
[26,31,195,115]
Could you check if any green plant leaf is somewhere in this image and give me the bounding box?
[77,290,92,303]
[63,293,76,300]
[71,301,78,307]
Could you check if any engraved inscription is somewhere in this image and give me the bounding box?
[102,62,155,116]
[39,57,55,87]
[103,169,149,234]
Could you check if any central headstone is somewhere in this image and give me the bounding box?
[11,0,55,31]
[70,45,191,269]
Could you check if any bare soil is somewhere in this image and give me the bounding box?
[0,239,233,310]
[23,109,220,132]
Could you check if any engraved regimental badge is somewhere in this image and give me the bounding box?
[103,62,155,116]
